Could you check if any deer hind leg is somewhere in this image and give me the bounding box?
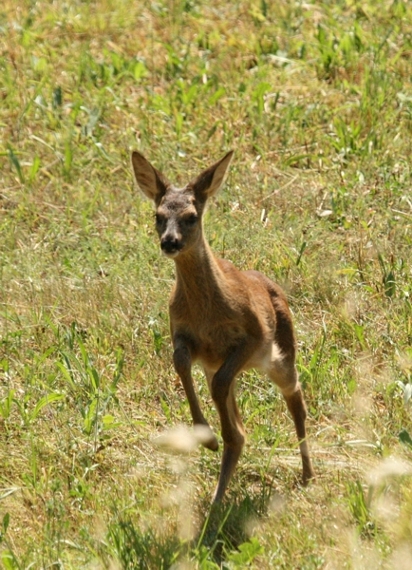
[173,338,219,451]
[268,354,314,485]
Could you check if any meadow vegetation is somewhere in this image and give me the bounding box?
[1,0,412,567]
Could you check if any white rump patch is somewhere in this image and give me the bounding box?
[271,342,283,363]
[254,341,284,374]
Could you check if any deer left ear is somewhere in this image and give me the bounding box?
[131,151,170,204]
[191,151,234,202]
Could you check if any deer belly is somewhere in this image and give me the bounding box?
[193,325,248,369]
[196,339,226,369]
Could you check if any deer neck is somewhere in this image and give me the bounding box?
[173,238,225,302]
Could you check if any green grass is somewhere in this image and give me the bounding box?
[1,0,412,567]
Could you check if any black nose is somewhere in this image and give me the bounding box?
[161,237,180,253]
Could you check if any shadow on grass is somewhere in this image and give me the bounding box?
[105,486,274,569]
[193,486,274,567]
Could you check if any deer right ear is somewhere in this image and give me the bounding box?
[191,150,234,202]
[131,151,169,203]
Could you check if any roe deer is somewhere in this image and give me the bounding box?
[131,150,314,503]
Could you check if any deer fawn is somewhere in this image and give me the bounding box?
[131,150,314,503]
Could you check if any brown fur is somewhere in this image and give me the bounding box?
[131,150,314,502]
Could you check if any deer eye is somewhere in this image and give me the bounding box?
[185,214,198,226]
[155,213,164,226]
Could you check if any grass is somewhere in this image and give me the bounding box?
[1,0,412,567]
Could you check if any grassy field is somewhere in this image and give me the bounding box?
[1,0,412,567]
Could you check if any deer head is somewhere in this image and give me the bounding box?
[131,151,234,258]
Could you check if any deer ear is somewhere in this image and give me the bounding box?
[191,151,234,202]
[131,151,169,203]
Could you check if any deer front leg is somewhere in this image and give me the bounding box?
[210,343,256,503]
[211,382,245,503]
[173,336,219,451]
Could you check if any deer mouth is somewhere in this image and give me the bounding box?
[162,249,181,259]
